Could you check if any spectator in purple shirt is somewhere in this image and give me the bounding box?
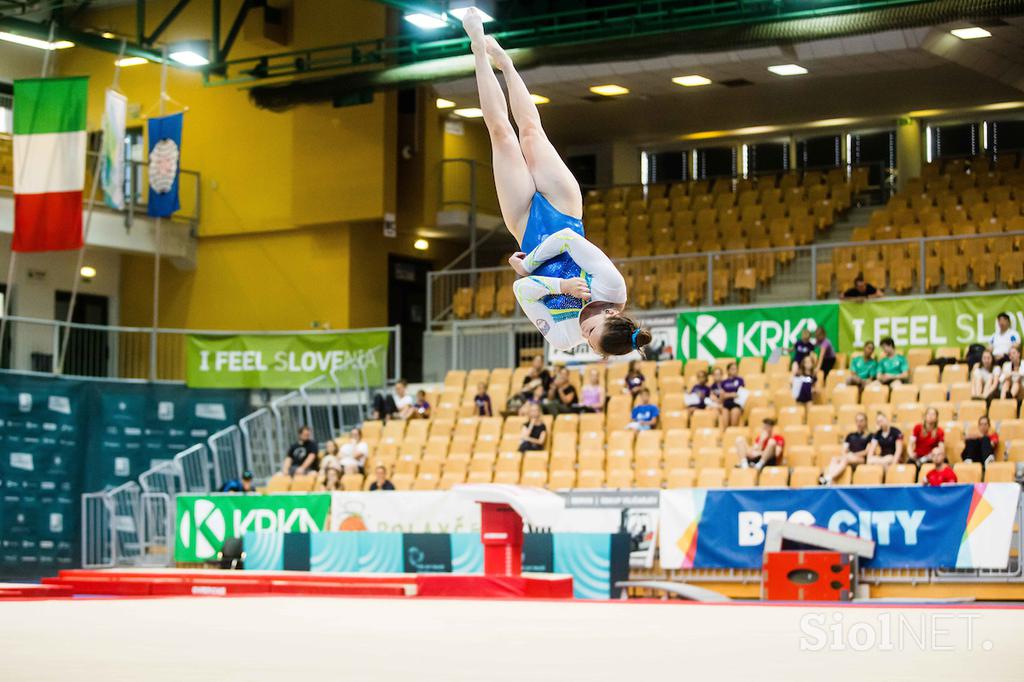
[814,326,837,379]
[716,362,746,428]
[623,360,646,397]
[685,369,711,414]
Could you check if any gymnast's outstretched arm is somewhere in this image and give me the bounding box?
[517,228,627,304]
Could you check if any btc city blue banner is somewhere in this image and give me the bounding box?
[659,484,1020,570]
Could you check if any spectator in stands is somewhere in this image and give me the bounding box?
[1001,346,1022,401]
[623,360,646,397]
[627,388,660,431]
[866,412,904,465]
[369,464,395,491]
[518,355,552,401]
[339,427,368,474]
[281,425,318,476]
[518,403,548,452]
[411,389,432,419]
[394,380,416,419]
[319,444,344,491]
[962,415,999,466]
[972,349,1002,402]
[372,379,413,421]
[518,384,546,417]
[544,367,579,415]
[791,355,819,404]
[220,470,255,493]
[876,337,909,386]
[814,326,837,379]
[788,328,815,372]
[736,418,783,471]
[685,369,711,413]
[473,382,493,417]
[579,369,604,413]
[822,412,872,485]
[840,273,883,301]
[909,407,945,463]
[716,362,746,429]
[924,448,957,487]
[988,312,1021,365]
[847,341,878,390]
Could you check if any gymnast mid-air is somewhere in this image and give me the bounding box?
[462,9,650,355]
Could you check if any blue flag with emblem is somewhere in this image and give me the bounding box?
[146,112,183,217]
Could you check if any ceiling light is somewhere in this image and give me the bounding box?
[101,32,116,39]
[404,12,448,30]
[447,8,495,23]
[590,84,629,96]
[767,64,808,76]
[454,107,484,118]
[169,50,209,66]
[950,27,991,40]
[414,239,430,251]
[115,56,148,67]
[672,75,712,87]
[80,266,97,279]
[0,31,74,50]
[530,94,550,104]
[436,98,456,109]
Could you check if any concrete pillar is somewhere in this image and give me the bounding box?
[610,142,641,186]
[896,117,923,193]
[788,134,798,171]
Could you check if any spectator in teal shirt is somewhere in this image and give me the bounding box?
[847,341,878,389]
[877,337,910,386]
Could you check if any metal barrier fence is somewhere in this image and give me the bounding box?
[0,316,402,385]
[81,492,115,569]
[240,408,279,481]
[426,229,1024,327]
[208,426,245,491]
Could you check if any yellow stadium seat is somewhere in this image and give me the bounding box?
[758,466,789,487]
[666,468,696,488]
[852,464,884,485]
[953,462,982,484]
[266,473,291,493]
[727,467,758,488]
[983,462,1015,483]
[789,466,821,488]
[696,467,727,488]
[548,469,576,489]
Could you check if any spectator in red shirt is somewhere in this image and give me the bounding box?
[924,449,958,487]
[961,416,999,465]
[736,418,784,471]
[909,407,945,463]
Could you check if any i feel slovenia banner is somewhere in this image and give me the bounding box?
[677,302,838,360]
[186,332,389,389]
[659,484,1020,570]
[839,292,1024,351]
[175,493,331,562]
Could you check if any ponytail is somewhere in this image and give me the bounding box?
[600,314,652,357]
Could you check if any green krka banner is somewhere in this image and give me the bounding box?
[677,303,839,360]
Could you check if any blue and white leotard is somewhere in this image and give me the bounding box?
[513,193,627,350]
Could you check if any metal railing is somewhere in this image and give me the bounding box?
[0,316,402,384]
[426,229,1024,327]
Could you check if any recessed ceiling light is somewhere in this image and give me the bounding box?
[101,32,116,39]
[0,31,74,50]
[454,107,484,118]
[767,64,808,76]
[530,93,550,104]
[672,75,712,87]
[447,7,495,23]
[950,27,991,40]
[589,84,629,96]
[436,98,456,109]
[80,266,97,279]
[414,238,430,251]
[115,56,148,67]
[170,50,209,66]
[404,12,448,30]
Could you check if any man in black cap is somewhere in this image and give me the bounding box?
[220,470,255,493]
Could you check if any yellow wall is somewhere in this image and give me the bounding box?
[442,116,500,216]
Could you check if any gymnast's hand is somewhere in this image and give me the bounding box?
[560,278,591,300]
[509,252,530,276]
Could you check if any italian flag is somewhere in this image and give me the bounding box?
[12,77,88,252]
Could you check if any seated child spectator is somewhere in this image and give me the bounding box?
[518,403,548,452]
[791,355,819,404]
[319,439,344,486]
[972,349,1001,402]
[627,388,660,431]
[518,384,546,417]
[281,425,318,476]
[847,341,878,389]
[716,362,746,428]
[368,464,395,491]
[866,412,904,465]
[339,427,368,474]
[473,382,493,417]
[1001,346,1022,400]
[410,390,431,419]
[814,326,837,379]
[962,416,999,465]
[685,370,711,413]
[909,407,945,463]
[876,337,909,386]
[372,379,412,421]
[518,355,552,401]
[988,312,1021,365]
[924,449,957,487]
[623,360,646,397]
[789,328,815,372]
[579,369,604,413]
[823,412,872,485]
[544,367,579,415]
[736,418,784,470]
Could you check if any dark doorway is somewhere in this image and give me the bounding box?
[388,256,430,382]
[567,154,597,188]
[54,291,110,377]
[0,283,9,369]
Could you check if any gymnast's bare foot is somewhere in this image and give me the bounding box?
[485,36,513,72]
[461,7,486,45]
